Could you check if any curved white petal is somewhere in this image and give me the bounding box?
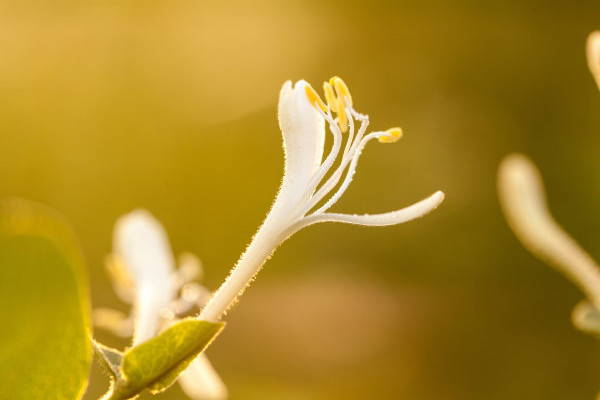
[587,31,600,90]
[275,80,325,215]
[498,154,600,308]
[179,354,228,400]
[287,191,444,234]
[113,209,177,344]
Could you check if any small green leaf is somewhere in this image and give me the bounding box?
[572,300,600,337]
[93,340,124,380]
[121,318,224,394]
[0,198,91,400]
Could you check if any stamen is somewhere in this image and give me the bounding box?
[312,131,381,215]
[349,106,368,122]
[300,111,370,215]
[337,101,349,133]
[305,109,343,196]
[329,77,353,133]
[342,104,356,159]
[378,127,403,143]
[323,82,338,112]
[304,84,328,113]
[330,76,353,107]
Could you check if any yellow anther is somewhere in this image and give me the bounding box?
[337,97,349,133]
[323,82,339,112]
[304,84,328,113]
[330,76,353,107]
[378,127,403,143]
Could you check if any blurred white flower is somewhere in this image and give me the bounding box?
[498,154,600,310]
[94,209,227,400]
[199,77,444,321]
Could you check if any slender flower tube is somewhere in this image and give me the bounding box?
[199,77,445,322]
[94,210,227,400]
[498,154,600,310]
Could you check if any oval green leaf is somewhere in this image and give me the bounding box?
[121,318,224,395]
[0,198,91,400]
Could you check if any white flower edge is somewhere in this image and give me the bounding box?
[497,154,600,309]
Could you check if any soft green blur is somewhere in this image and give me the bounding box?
[1,0,600,399]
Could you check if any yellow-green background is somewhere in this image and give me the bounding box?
[2,0,600,399]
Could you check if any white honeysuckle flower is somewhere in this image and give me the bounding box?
[94,209,228,400]
[199,77,444,322]
[497,154,600,310]
[587,31,600,90]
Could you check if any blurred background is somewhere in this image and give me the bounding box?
[1,0,600,399]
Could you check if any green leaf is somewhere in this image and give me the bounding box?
[0,198,91,400]
[572,300,600,337]
[93,340,124,380]
[114,318,224,398]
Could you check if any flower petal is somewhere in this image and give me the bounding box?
[179,354,228,400]
[276,80,326,214]
[114,209,177,344]
[287,191,444,234]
